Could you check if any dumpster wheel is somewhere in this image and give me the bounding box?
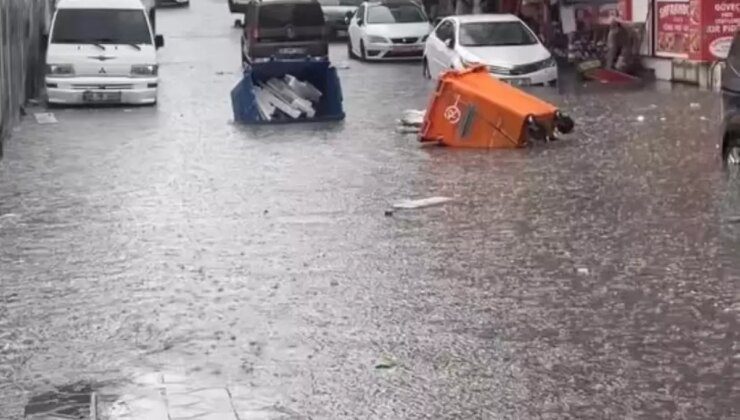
[554,111,575,134]
[526,116,547,142]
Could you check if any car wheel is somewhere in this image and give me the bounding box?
[347,38,357,59]
[422,57,431,79]
[360,40,367,61]
[724,133,740,165]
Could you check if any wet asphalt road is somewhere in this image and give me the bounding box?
[1,0,739,418]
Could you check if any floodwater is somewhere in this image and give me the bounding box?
[1,1,738,418]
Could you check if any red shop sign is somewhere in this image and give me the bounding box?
[655,0,691,58]
[702,0,740,59]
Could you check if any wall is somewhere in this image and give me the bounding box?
[0,0,53,158]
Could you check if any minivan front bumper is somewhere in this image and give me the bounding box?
[46,76,158,105]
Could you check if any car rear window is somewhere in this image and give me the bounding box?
[258,4,325,28]
[52,9,152,44]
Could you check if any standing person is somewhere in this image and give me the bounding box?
[423,0,439,21]
[605,18,629,69]
[456,0,471,14]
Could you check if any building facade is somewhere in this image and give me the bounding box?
[0,0,53,157]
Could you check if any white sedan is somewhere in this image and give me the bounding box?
[423,14,557,86]
[347,0,432,61]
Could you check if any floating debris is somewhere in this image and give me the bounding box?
[34,112,58,124]
[375,356,398,370]
[392,196,453,210]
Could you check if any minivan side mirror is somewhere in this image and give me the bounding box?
[357,18,364,26]
[444,37,454,49]
[155,35,165,49]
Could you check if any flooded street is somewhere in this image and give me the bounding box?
[1,0,738,418]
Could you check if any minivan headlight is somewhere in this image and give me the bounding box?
[46,64,74,76]
[367,35,390,44]
[131,64,158,77]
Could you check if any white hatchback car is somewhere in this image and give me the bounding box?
[347,0,432,61]
[423,14,557,86]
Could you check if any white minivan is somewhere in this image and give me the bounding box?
[46,0,164,105]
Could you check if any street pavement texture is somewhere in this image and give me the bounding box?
[1,0,739,418]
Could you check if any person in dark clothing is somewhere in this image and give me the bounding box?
[520,14,540,39]
[423,0,439,20]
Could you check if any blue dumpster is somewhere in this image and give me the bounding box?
[231,59,345,124]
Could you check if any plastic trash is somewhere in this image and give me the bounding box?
[392,196,453,210]
[401,109,425,127]
[284,74,322,102]
[34,113,57,124]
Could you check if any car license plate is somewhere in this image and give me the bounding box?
[505,78,531,86]
[279,47,307,55]
[82,91,121,103]
[394,45,421,51]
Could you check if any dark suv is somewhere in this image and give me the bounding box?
[240,0,329,65]
[721,31,740,165]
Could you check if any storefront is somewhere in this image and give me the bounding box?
[627,0,738,59]
[553,0,621,63]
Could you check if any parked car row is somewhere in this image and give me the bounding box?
[230,0,557,86]
[345,3,557,85]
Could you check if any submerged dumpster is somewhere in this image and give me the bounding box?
[231,60,345,124]
[420,66,574,148]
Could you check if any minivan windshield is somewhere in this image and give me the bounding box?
[366,4,426,24]
[459,21,537,47]
[51,9,152,45]
[258,4,325,28]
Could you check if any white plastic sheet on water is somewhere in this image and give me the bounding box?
[392,196,453,210]
[34,113,57,124]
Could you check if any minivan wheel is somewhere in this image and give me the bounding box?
[422,58,431,79]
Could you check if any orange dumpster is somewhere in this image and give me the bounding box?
[419,66,573,148]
